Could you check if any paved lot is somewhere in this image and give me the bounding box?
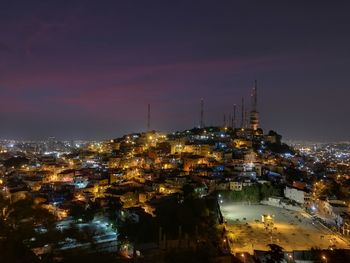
[220,203,350,254]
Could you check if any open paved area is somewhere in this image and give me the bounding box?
[220,203,350,254]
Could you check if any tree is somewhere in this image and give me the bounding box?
[265,244,284,263]
[0,197,46,263]
[5,198,55,228]
[267,131,282,145]
[69,201,100,222]
[105,197,122,223]
[3,156,29,168]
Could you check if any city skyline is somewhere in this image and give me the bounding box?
[1,1,350,141]
[2,2,350,262]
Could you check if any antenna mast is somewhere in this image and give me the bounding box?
[200,98,204,128]
[147,103,151,131]
[241,97,244,128]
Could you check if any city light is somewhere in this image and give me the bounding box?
[0,2,349,262]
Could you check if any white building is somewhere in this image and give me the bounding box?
[284,186,310,205]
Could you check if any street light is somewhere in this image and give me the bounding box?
[322,255,327,263]
[241,253,246,263]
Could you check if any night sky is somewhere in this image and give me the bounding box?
[1,1,350,141]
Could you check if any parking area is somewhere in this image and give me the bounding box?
[220,203,350,254]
